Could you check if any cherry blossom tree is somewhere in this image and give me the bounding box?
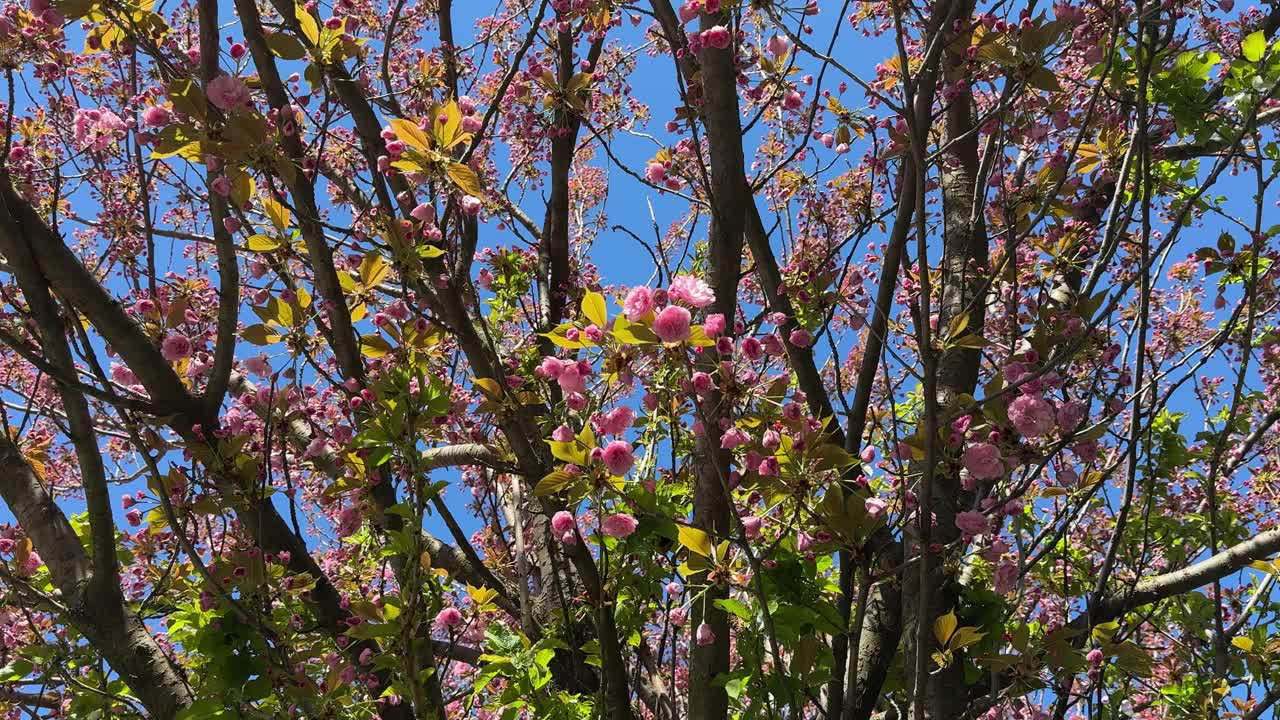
[1,0,1279,718]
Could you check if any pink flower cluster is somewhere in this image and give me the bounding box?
[73,108,127,152]
[537,356,593,394]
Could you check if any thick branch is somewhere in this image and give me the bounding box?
[0,435,194,719]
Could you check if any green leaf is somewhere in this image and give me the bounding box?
[0,659,32,682]
[241,324,281,346]
[266,31,307,59]
[1242,30,1266,62]
[166,78,207,121]
[714,598,752,620]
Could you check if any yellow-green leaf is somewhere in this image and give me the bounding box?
[430,101,466,149]
[547,441,588,465]
[166,79,206,121]
[419,244,446,260]
[950,626,985,649]
[1231,636,1254,652]
[473,377,502,399]
[389,118,430,151]
[933,610,959,647]
[446,162,483,197]
[581,290,607,327]
[534,471,574,496]
[294,5,320,46]
[613,317,658,345]
[241,324,281,345]
[266,31,307,59]
[229,168,254,207]
[359,253,390,288]
[542,324,585,349]
[686,326,716,347]
[467,584,498,607]
[246,234,282,252]
[678,526,713,558]
[1242,30,1266,62]
[262,194,291,230]
[360,334,393,358]
[575,423,597,451]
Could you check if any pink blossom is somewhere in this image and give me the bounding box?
[551,424,575,443]
[865,497,888,518]
[691,371,713,396]
[623,286,655,320]
[110,364,138,386]
[599,406,635,436]
[435,607,462,627]
[206,74,251,111]
[243,354,272,378]
[696,621,716,645]
[954,511,988,537]
[993,562,1018,595]
[1008,394,1055,438]
[644,162,666,183]
[766,34,791,57]
[1056,400,1087,432]
[161,333,194,361]
[742,516,762,539]
[701,25,731,50]
[551,511,575,534]
[73,108,127,152]
[556,362,586,394]
[761,333,785,355]
[962,443,1004,480]
[141,105,170,127]
[460,195,483,216]
[741,337,763,360]
[410,202,435,223]
[668,275,715,308]
[653,305,692,344]
[18,550,40,577]
[703,313,726,338]
[601,513,638,538]
[788,328,812,348]
[720,427,750,449]
[761,429,781,451]
[538,356,564,379]
[601,441,635,476]
[670,607,688,626]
